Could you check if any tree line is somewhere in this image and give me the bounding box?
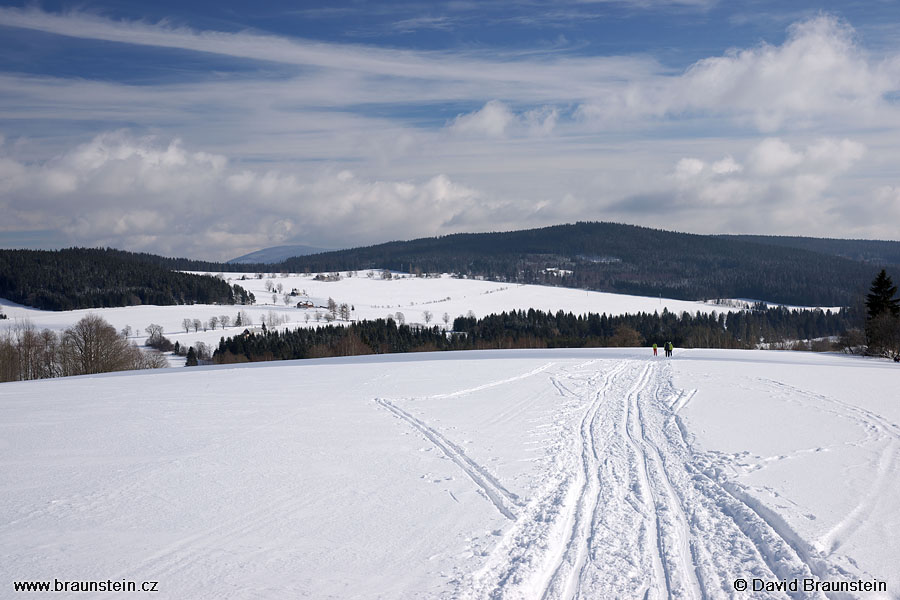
[1,315,168,382]
[0,248,254,311]
[212,304,856,364]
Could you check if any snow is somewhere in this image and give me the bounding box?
[1,271,748,357]
[2,349,897,599]
[4,271,830,357]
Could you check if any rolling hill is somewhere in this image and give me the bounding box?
[272,222,888,307]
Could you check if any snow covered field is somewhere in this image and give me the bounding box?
[1,272,743,354]
[2,349,897,599]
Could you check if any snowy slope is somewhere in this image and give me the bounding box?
[1,349,897,599]
[1,272,746,353]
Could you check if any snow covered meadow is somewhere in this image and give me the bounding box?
[2,348,898,599]
[1,272,746,360]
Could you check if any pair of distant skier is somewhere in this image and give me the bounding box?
[652,342,674,357]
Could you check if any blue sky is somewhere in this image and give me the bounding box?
[1,1,899,259]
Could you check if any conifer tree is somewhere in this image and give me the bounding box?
[866,269,899,320]
[185,346,198,367]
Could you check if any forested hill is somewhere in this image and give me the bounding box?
[274,222,881,307]
[0,248,254,311]
[726,235,900,269]
[5,224,892,310]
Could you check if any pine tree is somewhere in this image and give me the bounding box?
[864,270,900,358]
[866,270,899,320]
[185,346,198,367]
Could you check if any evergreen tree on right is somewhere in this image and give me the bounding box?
[865,270,900,359]
[866,269,900,319]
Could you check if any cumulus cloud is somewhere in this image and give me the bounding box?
[0,132,497,259]
[449,101,516,138]
[661,137,867,232]
[1,10,899,252]
[448,101,559,138]
[577,15,899,131]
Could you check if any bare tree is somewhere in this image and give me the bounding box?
[265,280,274,292]
[12,320,41,380]
[39,328,61,379]
[64,315,135,375]
[276,282,284,294]
[339,303,351,321]
[395,311,406,325]
[1,316,166,382]
[219,315,230,329]
[208,316,219,331]
[327,297,338,320]
[145,323,164,343]
[423,310,433,324]
[182,318,192,333]
[134,344,169,369]
[443,312,450,327]
[0,330,16,382]
[194,341,211,361]
[867,313,900,359]
[192,318,202,333]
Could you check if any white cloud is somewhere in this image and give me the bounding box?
[576,15,900,131]
[747,138,805,175]
[448,101,559,138]
[449,101,516,138]
[0,6,655,96]
[666,137,867,232]
[1,9,897,142]
[710,156,741,175]
[674,158,705,180]
[0,132,498,259]
[1,10,899,253]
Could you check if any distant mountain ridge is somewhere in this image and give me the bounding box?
[270,222,894,306]
[725,235,900,268]
[0,248,254,311]
[5,223,895,310]
[227,244,332,264]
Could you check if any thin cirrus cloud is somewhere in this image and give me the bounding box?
[0,6,899,259]
[0,6,659,93]
[1,7,893,127]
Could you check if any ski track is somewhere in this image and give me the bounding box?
[754,377,900,563]
[375,397,521,520]
[373,360,866,599]
[428,363,555,399]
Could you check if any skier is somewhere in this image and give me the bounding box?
[666,341,673,357]
[652,343,658,357]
